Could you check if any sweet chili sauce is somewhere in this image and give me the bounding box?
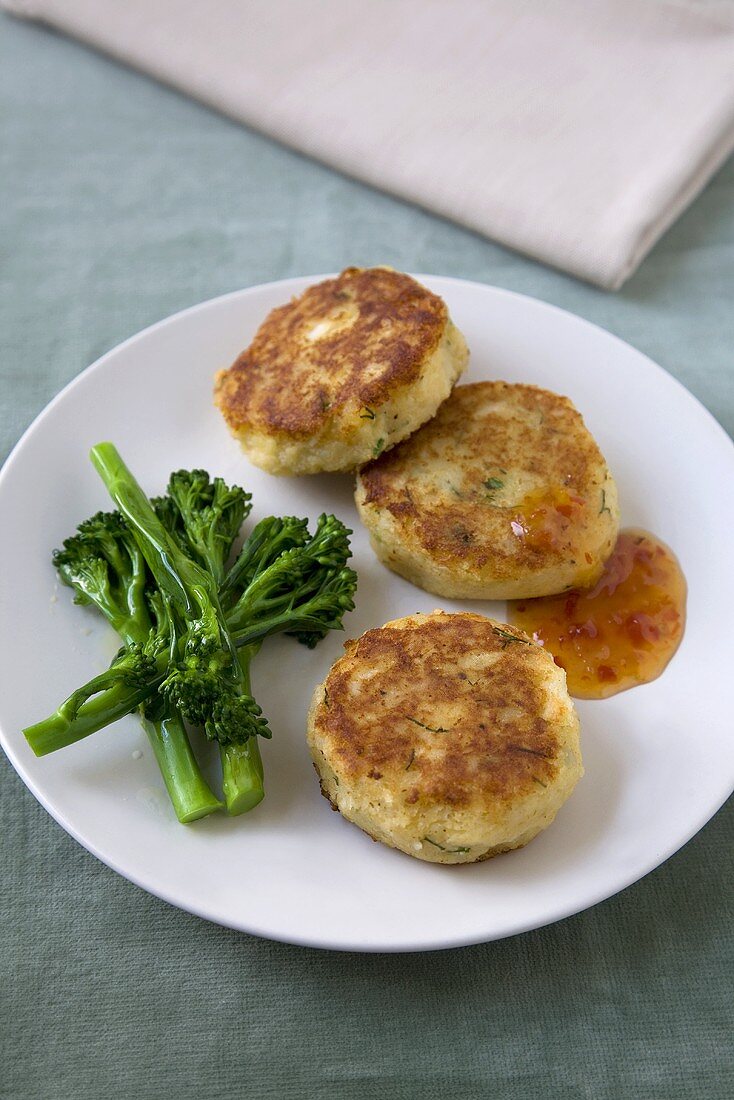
[508,529,686,699]
[509,485,586,554]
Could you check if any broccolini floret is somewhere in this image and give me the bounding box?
[154,468,252,585]
[53,510,151,643]
[226,513,357,648]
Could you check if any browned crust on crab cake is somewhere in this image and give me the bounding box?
[306,611,583,864]
[355,381,619,599]
[214,267,468,474]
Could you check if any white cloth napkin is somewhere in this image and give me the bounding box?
[6,0,734,288]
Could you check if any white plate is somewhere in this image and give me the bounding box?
[1,276,733,952]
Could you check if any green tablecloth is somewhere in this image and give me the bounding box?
[1,15,732,1100]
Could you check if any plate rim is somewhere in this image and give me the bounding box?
[1,273,733,952]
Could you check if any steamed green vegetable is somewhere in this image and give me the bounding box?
[24,444,357,823]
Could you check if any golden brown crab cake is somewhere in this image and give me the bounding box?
[355,381,619,599]
[214,267,468,475]
[307,611,583,865]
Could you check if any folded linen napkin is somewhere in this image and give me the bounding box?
[5,0,734,288]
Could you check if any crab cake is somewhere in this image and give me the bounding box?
[307,611,583,864]
[355,381,619,600]
[214,267,468,475]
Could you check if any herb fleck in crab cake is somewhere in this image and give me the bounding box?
[307,611,583,864]
[214,267,468,475]
[355,381,619,599]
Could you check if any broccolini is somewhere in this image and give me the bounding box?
[23,443,357,822]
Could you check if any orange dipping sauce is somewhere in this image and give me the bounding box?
[510,485,585,553]
[508,529,686,699]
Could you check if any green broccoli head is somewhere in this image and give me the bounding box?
[161,661,271,745]
[285,566,358,647]
[53,509,151,643]
[157,469,252,585]
[305,512,354,569]
[220,515,310,604]
[226,512,357,644]
[208,692,271,746]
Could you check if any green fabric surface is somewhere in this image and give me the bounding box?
[1,14,732,1100]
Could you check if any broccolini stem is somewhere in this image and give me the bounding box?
[230,609,334,649]
[58,662,149,722]
[25,651,222,819]
[231,613,302,648]
[140,711,223,822]
[90,443,222,621]
[220,643,264,815]
[221,738,264,816]
[24,677,159,756]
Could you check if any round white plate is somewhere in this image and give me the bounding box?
[1,276,732,952]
